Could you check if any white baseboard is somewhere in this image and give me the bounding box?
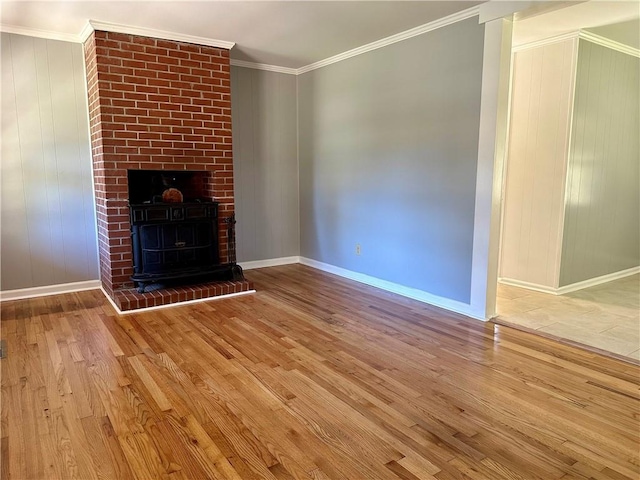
[0,280,102,302]
[497,278,558,295]
[556,266,640,294]
[239,256,301,270]
[0,257,490,322]
[299,257,483,320]
[500,266,640,295]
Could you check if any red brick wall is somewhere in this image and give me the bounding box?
[84,31,234,294]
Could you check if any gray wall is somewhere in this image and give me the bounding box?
[1,33,99,291]
[298,17,485,303]
[231,66,299,263]
[559,41,640,286]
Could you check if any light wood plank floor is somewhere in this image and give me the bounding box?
[2,264,639,480]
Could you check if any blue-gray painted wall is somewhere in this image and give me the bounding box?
[231,67,299,263]
[297,18,485,303]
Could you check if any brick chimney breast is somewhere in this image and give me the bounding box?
[84,30,241,309]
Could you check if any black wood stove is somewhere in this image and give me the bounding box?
[127,170,243,293]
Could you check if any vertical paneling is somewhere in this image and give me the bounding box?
[0,33,98,291]
[231,66,299,263]
[559,41,640,286]
[298,18,484,303]
[500,39,577,288]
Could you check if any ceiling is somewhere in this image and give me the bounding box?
[0,1,483,69]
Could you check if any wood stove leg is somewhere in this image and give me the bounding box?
[231,264,244,281]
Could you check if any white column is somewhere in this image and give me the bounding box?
[469,18,513,320]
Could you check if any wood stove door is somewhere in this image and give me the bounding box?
[138,221,217,274]
[129,202,235,289]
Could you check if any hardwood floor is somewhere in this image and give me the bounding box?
[2,264,639,480]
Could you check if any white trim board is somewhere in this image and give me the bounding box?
[230,60,297,76]
[299,257,484,321]
[296,6,480,75]
[0,256,487,321]
[512,31,579,52]
[2,5,480,76]
[0,24,80,43]
[240,256,300,271]
[514,30,640,58]
[218,5,481,75]
[469,18,514,321]
[80,20,235,49]
[0,280,101,302]
[0,22,235,50]
[578,30,640,58]
[499,266,640,296]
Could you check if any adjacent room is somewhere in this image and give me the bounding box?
[496,2,640,362]
[1,1,638,479]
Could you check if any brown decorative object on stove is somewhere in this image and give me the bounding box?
[162,188,183,203]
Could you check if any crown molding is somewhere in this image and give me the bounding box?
[82,20,235,50]
[229,6,480,76]
[78,21,94,43]
[5,6,485,76]
[512,31,579,52]
[579,30,640,58]
[297,5,481,75]
[513,30,639,58]
[0,24,80,43]
[1,20,235,51]
[230,59,297,75]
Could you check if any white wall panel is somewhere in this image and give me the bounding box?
[1,33,98,291]
[500,39,577,288]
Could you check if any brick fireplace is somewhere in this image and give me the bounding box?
[84,30,252,311]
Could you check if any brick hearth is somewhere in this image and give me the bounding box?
[112,278,254,312]
[84,30,252,310]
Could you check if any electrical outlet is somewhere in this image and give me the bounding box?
[355,244,361,255]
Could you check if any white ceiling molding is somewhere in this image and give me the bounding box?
[78,22,94,44]
[1,20,236,51]
[4,6,481,76]
[512,31,579,52]
[227,5,481,76]
[82,20,235,50]
[229,59,297,76]
[513,29,640,58]
[579,30,640,58]
[0,24,80,43]
[297,5,480,75]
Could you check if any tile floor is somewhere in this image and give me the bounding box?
[496,274,640,361]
